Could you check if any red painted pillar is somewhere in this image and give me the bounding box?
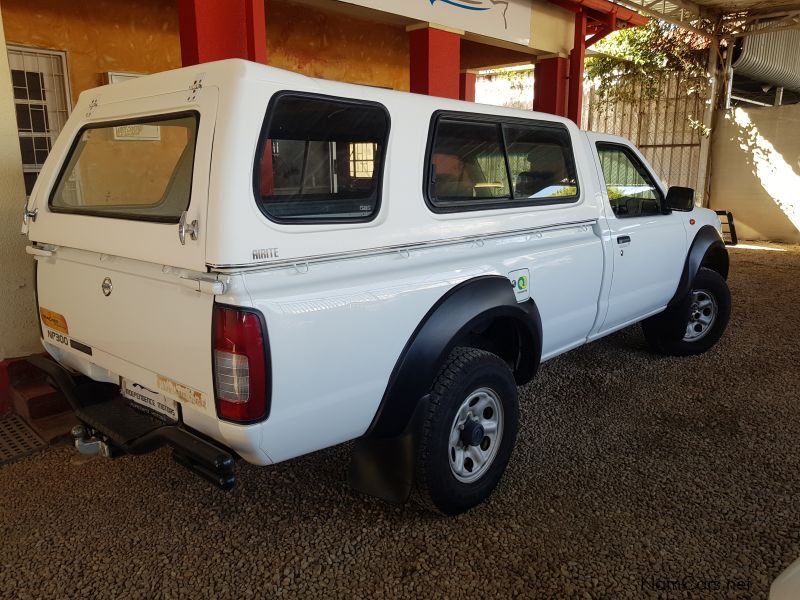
[178,0,268,66]
[533,57,568,116]
[567,10,587,125]
[459,71,476,102]
[408,26,461,99]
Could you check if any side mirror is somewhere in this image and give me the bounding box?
[665,186,695,212]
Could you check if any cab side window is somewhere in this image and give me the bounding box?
[429,120,510,209]
[596,143,663,218]
[504,124,577,200]
[426,115,580,213]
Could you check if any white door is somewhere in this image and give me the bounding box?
[587,133,688,333]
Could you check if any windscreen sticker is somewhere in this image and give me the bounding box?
[39,308,69,335]
[156,375,207,409]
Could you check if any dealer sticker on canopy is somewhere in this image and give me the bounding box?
[121,379,178,421]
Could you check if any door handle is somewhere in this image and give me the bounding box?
[617,235,631,244]
[178,211,198,245]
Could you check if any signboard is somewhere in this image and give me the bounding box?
[336,0,532,46]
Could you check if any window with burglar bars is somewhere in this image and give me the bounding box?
[7,45,71,196]
[349,143,377,179]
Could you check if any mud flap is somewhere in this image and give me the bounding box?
[348,395,430,504]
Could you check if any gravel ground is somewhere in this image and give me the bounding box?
[2,244,799,599]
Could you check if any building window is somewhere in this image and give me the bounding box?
[349,143,377,179]
[7,45,71,196]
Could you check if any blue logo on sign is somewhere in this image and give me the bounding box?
[430,0,491,10]
[429,0,509,28]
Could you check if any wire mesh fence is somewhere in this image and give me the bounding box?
[583,73,709,192]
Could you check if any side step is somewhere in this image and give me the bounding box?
[28,356,236,490]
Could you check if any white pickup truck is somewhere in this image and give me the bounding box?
[23,60,731,515]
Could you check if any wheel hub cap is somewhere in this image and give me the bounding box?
[448,387,503,484]
[683,288,718,342]
[460,419,485,447]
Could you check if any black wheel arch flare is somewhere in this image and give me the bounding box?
[668,224,729,308]
[367,275,541,439]
[349,274,542,503]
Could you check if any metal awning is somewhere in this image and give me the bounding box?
[606,0,800,102]
[732,22,800,91]
[610,0,800,37]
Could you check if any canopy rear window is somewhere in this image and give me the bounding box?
[255,94,390,223]
[49,113,198,223]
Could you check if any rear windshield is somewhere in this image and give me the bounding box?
[50,113,198,223]
[255,94,390,223]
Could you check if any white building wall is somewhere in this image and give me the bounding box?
[710,105,800,244]
[0,9,41,360]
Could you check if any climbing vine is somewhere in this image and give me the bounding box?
[585,20,711,106]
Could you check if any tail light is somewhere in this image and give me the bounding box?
[212,305,270,423]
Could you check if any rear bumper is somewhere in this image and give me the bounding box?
[29,356,236,490]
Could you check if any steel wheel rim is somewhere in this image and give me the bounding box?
[448,387,504,484]
[683,288,718,342]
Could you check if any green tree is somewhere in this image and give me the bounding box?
[585,20,710,106]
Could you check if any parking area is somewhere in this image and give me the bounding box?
[1,244,798,599]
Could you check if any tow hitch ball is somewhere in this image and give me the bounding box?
[71,425,113,458]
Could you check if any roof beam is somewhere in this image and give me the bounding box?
[611,0,712,38]
[624,0,703,18]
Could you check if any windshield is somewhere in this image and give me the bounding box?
[50,113,198,223]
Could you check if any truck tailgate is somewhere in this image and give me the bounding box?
[36,248,216,419]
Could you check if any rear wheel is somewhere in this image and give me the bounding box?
[414,347,518,515]
[642,267,731,356]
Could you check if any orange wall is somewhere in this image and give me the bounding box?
[265,0,409,91]
[1,0,181,104]
[2,0,411,99]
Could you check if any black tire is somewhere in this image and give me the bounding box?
[642,267,731,356]
[414,347,519,515]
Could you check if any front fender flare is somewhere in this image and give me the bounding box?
[668,225,729,308]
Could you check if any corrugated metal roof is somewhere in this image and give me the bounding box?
[692,0,800,11]
[610,0,800,94]
[732,22,800,90]
[613,0,800,27]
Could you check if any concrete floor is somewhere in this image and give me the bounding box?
[1,244,799,599]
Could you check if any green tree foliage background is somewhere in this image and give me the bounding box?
[585,20,711,106]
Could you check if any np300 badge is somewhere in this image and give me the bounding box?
[101,277,113,297]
